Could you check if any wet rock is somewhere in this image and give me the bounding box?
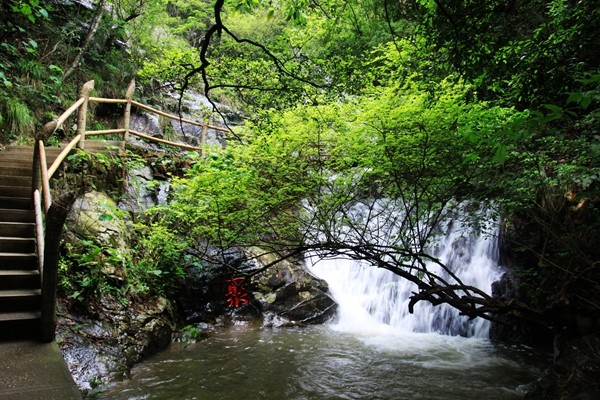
[67,191,130,249]
[248,248,337,326]
[177,246,337,327]
[177,246,255,324]
[525,335,600,400]
[57,295,175,392]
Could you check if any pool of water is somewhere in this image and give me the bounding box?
[102,325,541,400]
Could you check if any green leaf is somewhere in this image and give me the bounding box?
[492,144,508,164]
[99,213,114,222]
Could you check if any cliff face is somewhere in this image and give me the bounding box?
[489,196,600,400]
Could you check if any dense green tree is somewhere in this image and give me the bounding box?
[151,54,542,322]
[1,0,597,335]
[416,0,600,108]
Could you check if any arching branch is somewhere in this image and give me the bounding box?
[175,0,327,131]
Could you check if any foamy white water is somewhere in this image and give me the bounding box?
[307,209,503,339]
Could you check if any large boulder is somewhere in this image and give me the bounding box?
[57,295,175,392]
[65,190,131,279]
[177,246,337,327]
[248,248,337,326]
[67,190,130,249]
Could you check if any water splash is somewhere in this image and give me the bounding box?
[307,208,503,338]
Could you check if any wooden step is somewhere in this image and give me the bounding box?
[0,252,38,269]
[0,153,34,163]
[6,145,64,154]
[0,185,31,198]
[0,175,32,186]
[0,289,41,312]
[0,154,58,163]
[0,208,35,223]
[1,166,33,176]
[0,196,31,209]
[0,270,40,290]
[0,310,40,321]
[0,237,35,253]
[0,222,35,237]
[82,140,123,152]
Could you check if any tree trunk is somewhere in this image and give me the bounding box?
[63,0,108,80]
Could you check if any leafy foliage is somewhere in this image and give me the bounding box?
[0,0,596,332]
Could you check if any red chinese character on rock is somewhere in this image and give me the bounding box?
[225,277,249,308]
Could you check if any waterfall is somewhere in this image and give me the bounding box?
[307,208,503,339]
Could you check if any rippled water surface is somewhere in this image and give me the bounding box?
[103,325,540,400]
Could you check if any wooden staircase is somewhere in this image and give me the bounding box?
[0,140,121,340]
[0,146,58,340]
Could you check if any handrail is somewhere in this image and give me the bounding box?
[47,134,82,180]
[34,78,232,341]
[128,129,205,151]
[33,190,44,272]
[56,97,85,133]
[38,140,51,213]
[129,100,230,132]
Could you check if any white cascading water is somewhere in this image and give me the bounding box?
[307,208,504,339]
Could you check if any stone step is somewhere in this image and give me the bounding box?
[0,209,34,223]
[0,222,35,237]
[0,185,30,198]
[0,289,41,312]
[0,196,31,210]
[0,311,40,340]
[0,237,35,253]
[0,253,37,270]
[0,270,40,290]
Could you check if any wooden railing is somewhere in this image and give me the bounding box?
[34,79,230,341]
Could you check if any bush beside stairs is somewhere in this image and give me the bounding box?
[0,140,119,341]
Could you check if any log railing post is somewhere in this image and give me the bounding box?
[38,140,52,213]
[76,80,95,150]
[31,139,41,196]
[123,79,135,149]
[40,192,76,343]
[201,118,208,158]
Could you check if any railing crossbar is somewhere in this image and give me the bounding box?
[130,100,230,133]
[47,134,81,180]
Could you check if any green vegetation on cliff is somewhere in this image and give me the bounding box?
[1,0,598,343]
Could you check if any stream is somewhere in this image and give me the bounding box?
[102,325,540,400]
[103,209,544,399]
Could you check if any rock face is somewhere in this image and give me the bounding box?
[119,165,170,214]
[125,89,238,150]
[177,246,337,327]
[57,295,174,392]
[525,335,600,400]
[248,249,338,326]
[67,190,130,249]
